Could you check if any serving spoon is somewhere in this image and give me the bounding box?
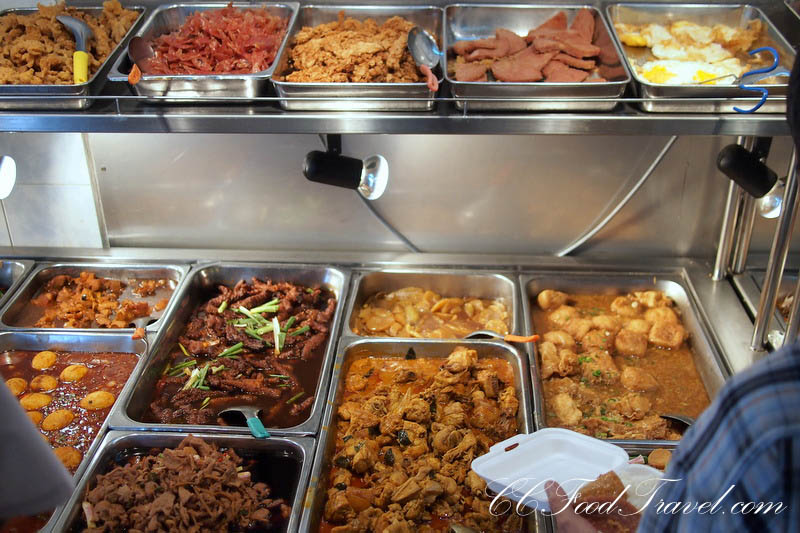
[407,26,442,92]
[219,405,271,438]
[56,16,92,84]
[465,330,540,343]
[126,36,155,84]
[660,413,695,430]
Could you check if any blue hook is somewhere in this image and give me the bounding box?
[734,46,780,114]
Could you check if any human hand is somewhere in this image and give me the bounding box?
[544,480,597,533]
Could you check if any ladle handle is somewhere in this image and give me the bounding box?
[73,51,88,84]
[246,415,270,439]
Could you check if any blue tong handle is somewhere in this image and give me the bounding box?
[734,46,780,114]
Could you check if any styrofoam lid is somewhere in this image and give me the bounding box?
[471,428,630,512]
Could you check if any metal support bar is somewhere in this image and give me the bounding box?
[731,137,769,273]
[752,148,799,350]
[712,180,743,280]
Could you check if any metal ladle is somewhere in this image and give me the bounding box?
[465,330,539,343]
[407,26,441,92]
[660,413,695,430]
[126,36,155,84]
[219,405,271,438]
[56,15,92,84]
[758,176,786,219]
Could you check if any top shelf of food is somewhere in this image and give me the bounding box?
[0,0,797,136]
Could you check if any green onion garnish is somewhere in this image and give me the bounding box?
[287,391,305,404]
[278,332,286,352]
[268,374,289,379]
[237,306,268,325]
[245,328,264,342]
[255,323,274,335]
[283,316,297,331]
[200,397,210,409]
[305,288,315,294]
[218,342,244,358]
[218,300,228,313]
[167,359,197,377]
[272,317,281,354]
[249,299,280,314]
[288,325,310,337]
[178,343,190,357]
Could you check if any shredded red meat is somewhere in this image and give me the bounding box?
[147,4,288,75]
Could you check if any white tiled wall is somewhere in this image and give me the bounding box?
[0,132,103,248]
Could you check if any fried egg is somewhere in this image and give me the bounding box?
[638,60,744,85]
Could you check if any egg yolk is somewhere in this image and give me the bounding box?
[693,70,720,83]
[620,33,648,47]
[643,65,676,84]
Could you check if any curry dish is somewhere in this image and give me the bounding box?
[533,289,710,440]
[352,287,510,338]
[321,347,521,532]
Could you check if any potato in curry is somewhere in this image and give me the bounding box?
[533,289,710,440]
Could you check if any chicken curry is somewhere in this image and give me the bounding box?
[321,347,522,532]
[533,289,710,440]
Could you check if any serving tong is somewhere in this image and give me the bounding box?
[699,46,790,113]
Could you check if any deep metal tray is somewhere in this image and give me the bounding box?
[300,338,543,532]
[107,2,299,102]
[607,3,794,113]
[445,4,631,111]
[343,268,520,338]
[0,262,190,332]
[521,270,729,448]
[272,5,443,111]
[114,262,349,436]
[0,259,34,310]
[0,331,148,532]
[0,5,145,110]
[731,269,797,347]
[52,431,314,533]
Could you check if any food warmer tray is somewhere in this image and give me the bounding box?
[52,431,314,533]
[731,269,797,346]
[299,338,547,532]
[107,2,299,102]
[0,262,191,333]
[445,4,632,111]
[521,269,730,448]
[112,262,349,436]
[0,331,148,533]
[0,5,145,110]
[341,268,521,339]
[607,3,794,114]
[271,4,443,111]
[0,259,34,310]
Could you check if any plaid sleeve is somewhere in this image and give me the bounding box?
[637,344,800,532]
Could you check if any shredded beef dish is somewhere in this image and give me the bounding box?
[80,436,291,532]
[321,347,522,532]
[147,277,336,427]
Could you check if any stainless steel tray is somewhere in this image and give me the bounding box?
[272,5,442,111]
[0,331,148,532]
[52,430,314,533]
[114,262,349,436]
[731,269,796,346]
[445,4,631,111]
[343,268,520,339]
[107,2,299,102]
[0,262,190,333]
[607,3,794,114]
[521,270,729,448]
[0,259,34,310]
[0,5,145,110]
[299,338,544,532]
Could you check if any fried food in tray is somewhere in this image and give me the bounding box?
[145,4,289,75]
[1,349,138,472]
[614,18,779,85]
[282,11,422,83]
[352,286,510,338]
[0,1,139,85]
[321,347,522,532]
[146,278,336,428]
[533,289,710,440]
[78,435,291,532]
[18,271,171,329]
[450,9,607,83]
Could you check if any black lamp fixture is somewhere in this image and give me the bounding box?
[303,134,388,200]
[717,137,785,218]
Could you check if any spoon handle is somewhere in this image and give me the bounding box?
[246,415,270,438]
[73,51,88,84]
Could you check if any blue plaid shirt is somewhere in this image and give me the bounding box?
[637,344,800,532]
